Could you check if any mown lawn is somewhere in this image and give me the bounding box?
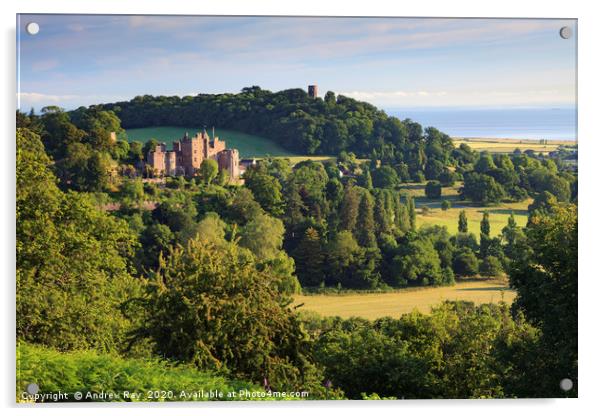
[294,280,516,320]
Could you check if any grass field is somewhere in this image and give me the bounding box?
[294,280,516,319]
[399,183,529,237]
[453,137,574,154]
[125,126,296,158]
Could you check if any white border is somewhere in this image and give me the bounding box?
[3,1,600,416]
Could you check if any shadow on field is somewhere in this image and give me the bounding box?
[456,287,511,292]
[484,208,529,216]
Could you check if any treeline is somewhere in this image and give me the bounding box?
[457,150,576,205]
[17,107,150,193]
[95,86,456,165]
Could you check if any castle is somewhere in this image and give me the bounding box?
[146,130,240,180]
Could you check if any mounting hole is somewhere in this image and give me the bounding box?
[26,383,39,395]
[26,22,40,35]
[559,26,572,39]
[559,378,573,391]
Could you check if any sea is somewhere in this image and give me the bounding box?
[386,108,576,141]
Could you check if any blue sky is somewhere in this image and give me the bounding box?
[17,15,577,112]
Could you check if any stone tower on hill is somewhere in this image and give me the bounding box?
[308,85,318,98]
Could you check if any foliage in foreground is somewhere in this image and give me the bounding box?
[16,128,141,352]
[132,236,335,398]
[310,301,541,399]
[17,342,273,402]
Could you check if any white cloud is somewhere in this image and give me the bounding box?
[340,90,448,99]
[17,92,78,103]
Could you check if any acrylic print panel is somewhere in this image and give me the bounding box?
[16,14,577,402]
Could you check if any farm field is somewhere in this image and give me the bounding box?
[399,183,530,237]
[452,137,573,154]
[125,126,296,158]
[294,280,516,319]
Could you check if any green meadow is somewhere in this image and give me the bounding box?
[125,126,296,158]
[399,183,530,237]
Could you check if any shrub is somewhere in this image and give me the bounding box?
[412,171,426,183]
[438,170,456,187]
[16,343,269,402]
[479,256,504,277]
[452,248,479,277]
[441,200,452,211]
[425,181,442,199]
[134,236,328,394]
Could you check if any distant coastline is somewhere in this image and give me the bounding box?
[388,107,577,141]
[451,137,575,145]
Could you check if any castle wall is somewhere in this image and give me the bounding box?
[147,144,167,174]
[146,131,239,179]
[208,137,226,158]
[217,149,240,182]
[165,151,177,176]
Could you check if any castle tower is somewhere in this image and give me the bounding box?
[308,85,318,98]
[180,132,203,176]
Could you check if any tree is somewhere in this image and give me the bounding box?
[283,182,305,226]
[479,256,504,277]
[215,169,230,186]
[425,159,445,180]
[458,210,468,233]
[292,227,324,287]
[359,168,373,189]
[462,172,506,204]
[425,181,442,199]
[314,302,535,399]
[356,192,376,247]
[138,223,175,272]
[340,184,360,231]
[392,237,443,286]
[325,231,361,285]
[228,187,264,224]
[407,196,416,231]
[528,191,558,216]
[474,151,496,173]
[239,214,285,261]
[244,169,284,215]
[373,165,399,188]
[17,128,140,352]
[39,108,86,159]
[135,236,326,393]
[441,200,452,211]
[480,211,491,237]
[508,205,577,397]
[452,248,479,277]
[194,212,228,244]
[120,178,145,204]
[438,169,455,187]
[198,159,219,184]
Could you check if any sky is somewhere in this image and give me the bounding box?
[17,15,577,112]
